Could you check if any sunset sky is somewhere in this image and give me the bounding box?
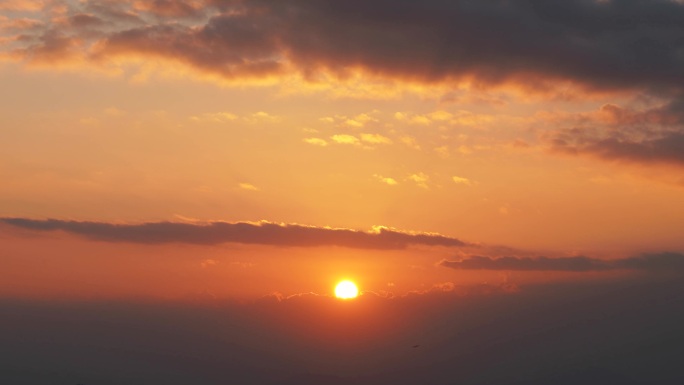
[2,1,684,384]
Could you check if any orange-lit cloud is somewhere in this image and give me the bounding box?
[238,182,259,191]
[452,176,472,186]
[303,137,328,146]
[0,0,47,12]
[407,173,430,189]
[374,174,398,186]
[360,133,392,145]
[330,134,359,145]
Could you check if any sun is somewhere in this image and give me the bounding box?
[334,280,359,299]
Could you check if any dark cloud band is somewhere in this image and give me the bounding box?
[0,217,467,249]
[440,252,684,272]
[4,0,684,93]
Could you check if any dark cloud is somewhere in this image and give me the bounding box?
[441,252,684,272]
[99,17,283,78]
[551,129,684,165]
[547,98,684,165]
[615,251,684,270]
[132,0,208,18]
[68,13,105,28]
[85,1,145,26]
[14,29,80,62]
[0,217,468,249]
[4,0,684,92]
[192,0,683,92]
[441,255,611,272]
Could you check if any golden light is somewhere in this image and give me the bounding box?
[334,280,359,299]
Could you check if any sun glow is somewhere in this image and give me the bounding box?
[334,280,359,299]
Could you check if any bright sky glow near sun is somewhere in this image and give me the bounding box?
[1,1,684,384]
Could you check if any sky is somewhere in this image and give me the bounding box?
[1,1,684,384]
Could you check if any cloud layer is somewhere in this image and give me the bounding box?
[3,0,684,93]
[441,252,684,272]
[0,217,467,249]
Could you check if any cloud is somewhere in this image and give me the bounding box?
[3,0,684,96]
[303,137,328,146]
[190,112,238,122]
[428,110,453,121]
[360,133,392,145]
[10,29,81,64]
[452,176,472,186]
[245,111,280,123]
[0,217,469,249]
[546,98,684,166]
[200,258,218,268]
[0,0,46,12]
[440,252,684,272]
[399,136,420,150]
[330,134,359,145]
[188,111,277,124]
[393,110,493,129]
[68,13,105,29]
[409,115,432,125]
[407,172,429,189]
[374,174,398,185]
[551,130,684,165]
[0,16,44,32]
[238,182,259,191]
[131,0,207,18]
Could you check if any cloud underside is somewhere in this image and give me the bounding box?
[546,100,684,165]
[0,218,467,249]
[441,253,684,272]
[3,0,684,93]
[551,131,684,165]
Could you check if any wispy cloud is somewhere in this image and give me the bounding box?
[360,133,392,145]
[374,174,398,185]
[452,176,472,186]
[407,173,429,189]
[330,134,359,145]
[238,183,259,191]
[303,137,328,146]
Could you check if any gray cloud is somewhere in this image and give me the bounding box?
[547,98,684,165]
[441,252,684,272]
[3,0,684,92]
[551,130,684,165]
[0,217,468,249]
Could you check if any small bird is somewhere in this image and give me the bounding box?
[412,345,420,348]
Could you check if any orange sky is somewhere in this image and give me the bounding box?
[1,0,684,301]
[3,2,684,385]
